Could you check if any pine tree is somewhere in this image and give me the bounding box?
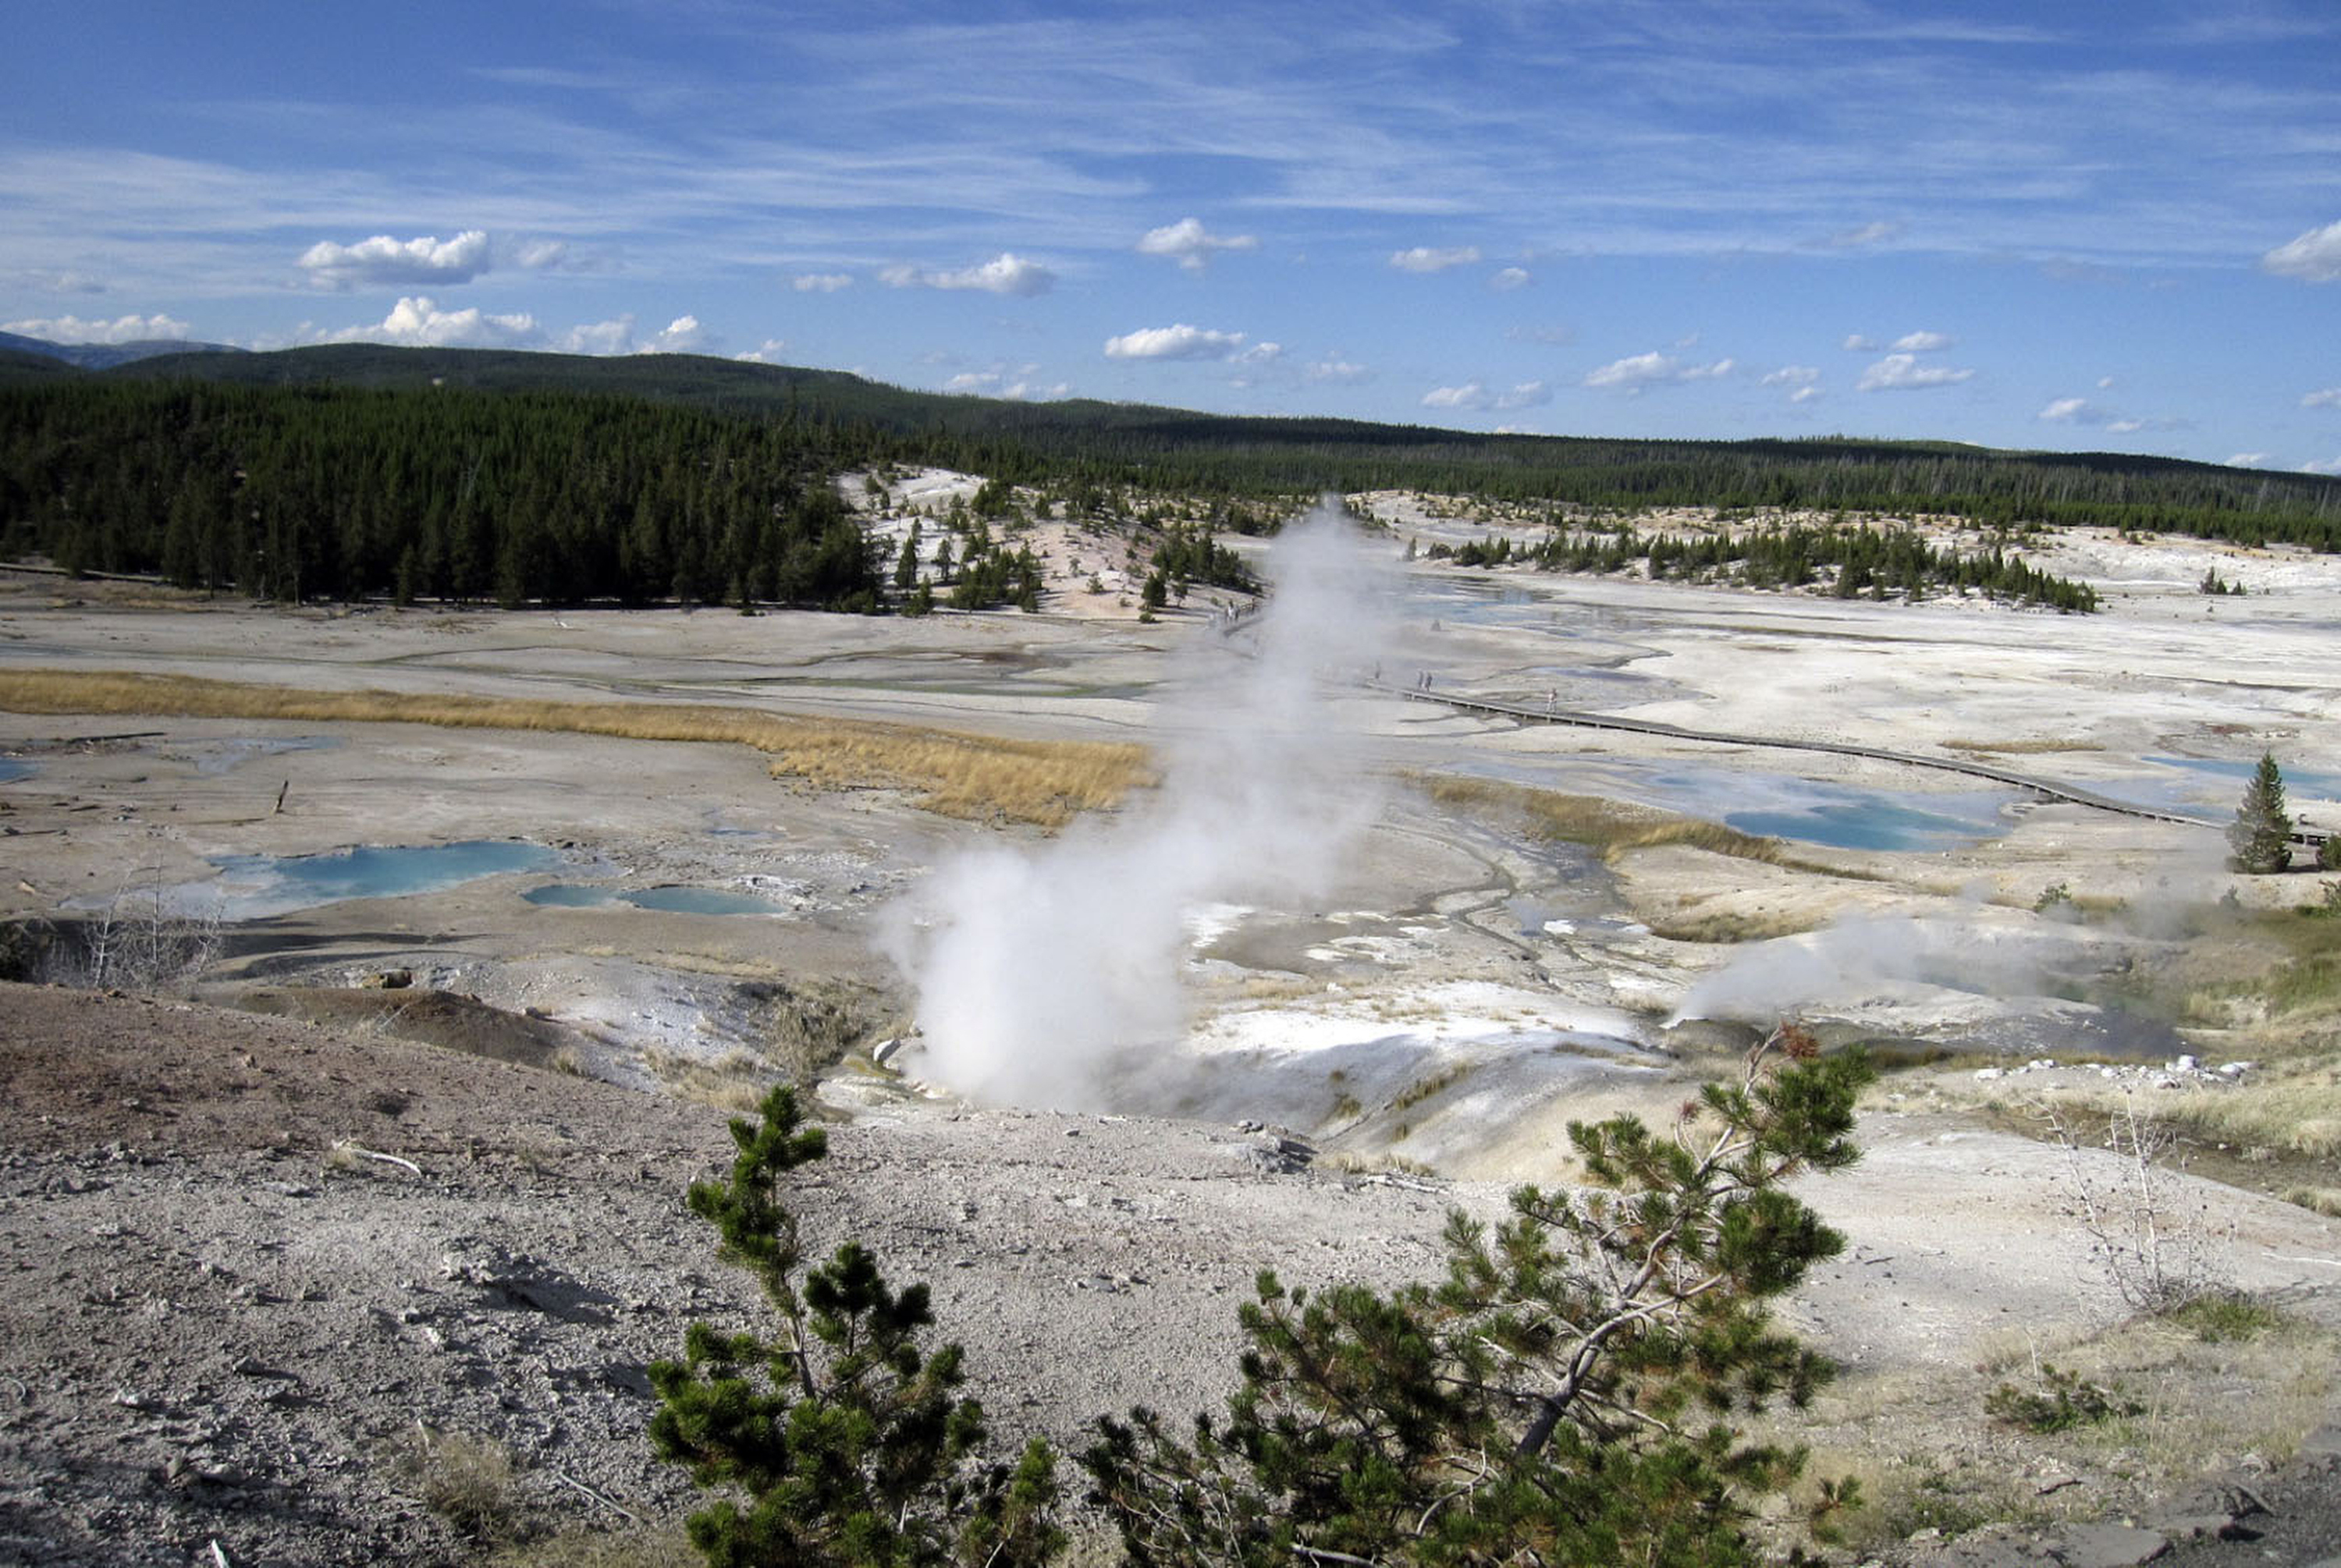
[2226,751,2294,874]
[1082,1029,1872,1567]
[650,1087,1064,1568]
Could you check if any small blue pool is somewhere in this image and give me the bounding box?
[523,883,785,916]
[198,840,562,919]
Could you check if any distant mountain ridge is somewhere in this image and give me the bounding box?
[4,339,2336,539]
[0,330,246,371]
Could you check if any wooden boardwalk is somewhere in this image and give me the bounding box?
[1374,680,2334,853]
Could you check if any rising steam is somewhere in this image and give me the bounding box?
[883,502,1400,1109]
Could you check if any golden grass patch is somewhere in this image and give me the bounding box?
[1941,737,2108,756]
[1419,773,1791,867]
[0,668,1150,828]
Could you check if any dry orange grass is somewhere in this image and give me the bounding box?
[0,669,1150,828]
[1419,773,1789,865]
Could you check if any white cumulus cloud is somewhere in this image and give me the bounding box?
[1763,366,1822,403]
[2303,387,2341,409]
[1857,353,1974,392]
[299,230,492,289]
[328,295,538,349]
[879,253,1054,296]
[2262,220,2341,282]
[1136,218,1259,272]
[946,367,1069,400]
[737,339,790,364]
[1583,351,1735,393]
[1489,266,1532,292]
[1305,353,1372,385]
[1420,379,1550,412]
[2304,456,2341,474]
[1842,333,1879,352]
[1422,382,1488,410]
[1103,324,1247,360]
[2227,452,2272,468]
[1892,329,1956,352]
[2037,396,2184,433]
[556,314,708,355]
[1390,245,1482,274]
[648,314,705,353]
[792,272,854,293]
[2,312,190,344]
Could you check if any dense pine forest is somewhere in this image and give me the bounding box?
[3,341,2339,612]
[0,379,878,607]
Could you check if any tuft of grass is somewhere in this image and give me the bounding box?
[1388,1062,1471,1115]
[488,1522,699,1568]
[385,1424,523,1542]
[641,1047,773,1112]
[2164,1291,2289,1343]
[1941,737,2107,756]
[1318,1149,1438,1178]
[0,668,1150,828]
[2282,1186,2341,1218]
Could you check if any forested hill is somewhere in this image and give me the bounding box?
[4,345,2339,611]
[0,378,876,608]
[37,340,2341,549]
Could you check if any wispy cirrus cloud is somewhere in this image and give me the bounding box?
[791,272,854,293]
[879,252,1055,295]
[1136,217,1258,271]
[1103,323,1249,360]
[1390,245,1481,274]
[1825,219,1899,248]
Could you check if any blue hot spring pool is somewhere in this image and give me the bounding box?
[194,840,563,919]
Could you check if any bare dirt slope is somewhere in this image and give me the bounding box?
[7,981,2341,1566]
[0,982,1483,1566]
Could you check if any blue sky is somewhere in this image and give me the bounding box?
[5,1,2339,471]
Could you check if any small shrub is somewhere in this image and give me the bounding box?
[1984,1365,2143,1433]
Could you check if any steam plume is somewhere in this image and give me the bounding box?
[884,503,1398,1109]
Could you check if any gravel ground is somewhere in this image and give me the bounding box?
[0,983,1497,1566]
[5,982,2339,1566]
